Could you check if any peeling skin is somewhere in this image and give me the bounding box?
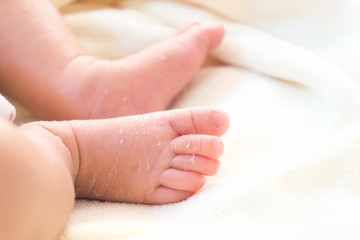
[114,160,118,176]
[93,190,100,197]
[147,187,155,194]
[111,155,119,176]
[138,114,149,129]
[190,154,195,164]
[138,160,141,175]
[193,145,197,154]
[119,186,124,199]
[141,115,150,172]
[146,158,150,171]
[89,172,98,194]
[67,107,228,204]
[144,114,149,121]
[55,136,62,143]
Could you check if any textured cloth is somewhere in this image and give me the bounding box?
[35,0,360,239]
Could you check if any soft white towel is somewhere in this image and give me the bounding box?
[37,0,360,239]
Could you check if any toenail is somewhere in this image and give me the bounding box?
[213,111,226,128]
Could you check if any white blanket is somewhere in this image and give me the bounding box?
[47,0,360,239]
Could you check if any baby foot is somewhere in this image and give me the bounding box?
[58,24,224,120]
[38,107,229,204]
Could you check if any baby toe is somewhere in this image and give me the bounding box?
[170,135,224,159]
[148,186,194,204]
[174,23,224,51]
[170,155,220,176]
[169,108,229,137]
[159,168,205,192]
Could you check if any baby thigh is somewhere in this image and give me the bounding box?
[0,120,74,240]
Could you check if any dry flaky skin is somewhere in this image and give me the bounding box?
[39,0,360,239]
[0,0,224,121]
[0,107,228,239]
[0,0,227,239]
[35,107,228,204]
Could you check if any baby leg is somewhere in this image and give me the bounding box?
[0,0,224,120]
[59,24,225,119]
[0,120,74,240]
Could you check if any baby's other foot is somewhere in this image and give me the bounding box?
[57,24,224,120]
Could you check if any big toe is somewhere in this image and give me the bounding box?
[174,22,225,50]
[169,107,229,136]
[168,23,224,68]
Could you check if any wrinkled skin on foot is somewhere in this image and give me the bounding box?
[30,107,229,204]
